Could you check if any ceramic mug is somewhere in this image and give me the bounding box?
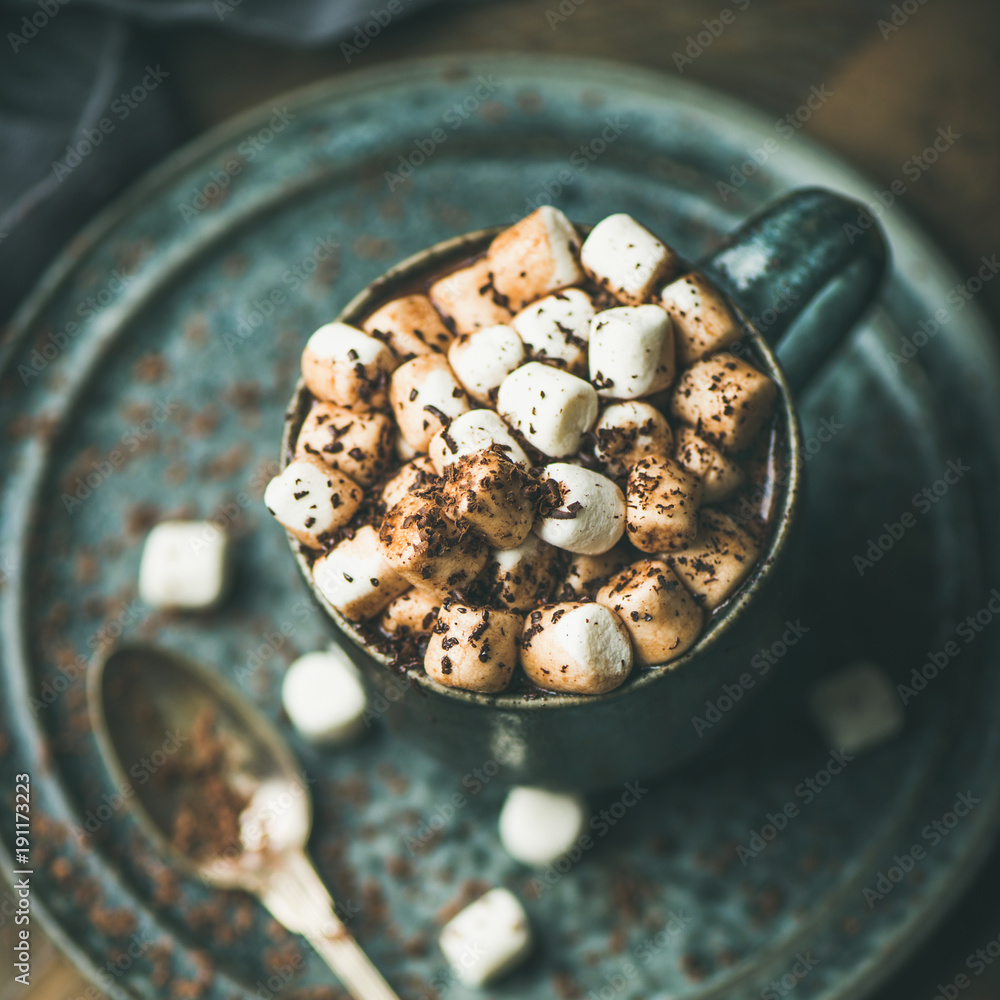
[280,187,887,791]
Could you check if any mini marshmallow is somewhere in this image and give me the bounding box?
[441,451,534,550]
[671,356,777,454]
[264,457,361,550]
[520,602,633,695]
[362,294,453,358]
[430,257,512,335]
[808,661,904,755]
[138,520,229,610]
[488,206,585,310]
[424,603,523,693]
[512,288,594,373]
[380,456,439,512]
[660,272,742,365]
[580,213,680,306]
[447,324,525,404]
[499,787,589,867]
[378,492,487,594]
[593,401,674,479]
[478,534,560,612]
[596,559,703,665]
[295,402,395,487]
[534,463,625,556]
[560,546,632,599]
[429,409,529,473]
[389,354,470,452]
[378,589,441,636]
[281,649,368,745]
[439,888,533,987]
[301,322,395,410]
[674,426,745,503]
[626,455,703,553]
[312,525,409,621]
[589,305,676,400]
[496,362,598,458]
[396,434,418,461]
[668,508,759,610]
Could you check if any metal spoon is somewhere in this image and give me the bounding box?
[87,643,401,1000]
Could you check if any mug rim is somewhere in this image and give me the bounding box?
[279,225,804,710]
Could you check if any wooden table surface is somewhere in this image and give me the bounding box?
[2,1,998,996]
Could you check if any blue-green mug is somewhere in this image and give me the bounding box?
[281,187,887,791]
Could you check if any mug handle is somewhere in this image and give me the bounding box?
[698,187,889,392]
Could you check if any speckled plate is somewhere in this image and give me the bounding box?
[2,55,999,1000]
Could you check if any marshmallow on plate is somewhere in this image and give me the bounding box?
[589,305,675,400]
[441,450,534,550]
[671,356,777,454]
[312,525,409,621]
[593,401,673,479]
[362,293,453,359]
[424,603,523,693]
[512,288,594,373]
[301,322,395,410]
[138,520,229,611]
[535,463,625,556]
[264,457,361,550]
[295,401,395,487]
[561,546,632,599]
[281,649,368,745]
[430,257,513,334]
[674,426,745,503]
[428,408,529,473]
[378,492,487,594]
[447,324,525,405]
[439,888,533,987]
[660,272,742,365]
[808,660,904,755]
[521,602,633,694]
[668,508,759,610]
[496,362,598,458]
[580,213,680,306]
[389,354,470,452]
[378,589,441,636]
[596,559,703,665]
[626,455,703,553]
[379,456,439,511]
[499,787,589,867]
[487,206,584,310]
[478,534,560,612]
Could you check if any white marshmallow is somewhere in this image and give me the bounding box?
[589,305,675,400]
[380,456,438,512]
[301,322,395,410]
[580,214,680,306]
[428,409,528,473]
[512,288,594,372]
[660,272,741,365]
[362,293,453,359]
[281,649,368,745]
[593,401,673,479]
[478,534,560,612]
[447,324,525,405]
[312,525,409,621]
[496,362,598,458]
[264,457,361,550]
[534,463,625,555]
[499,787,589,867]
[439,888,533,987]
[430,258,513,335]
[808,661,904,756]
[389,354,470,452]
[138,520,229,611]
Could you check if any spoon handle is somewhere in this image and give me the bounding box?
[260,850,402,1000]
